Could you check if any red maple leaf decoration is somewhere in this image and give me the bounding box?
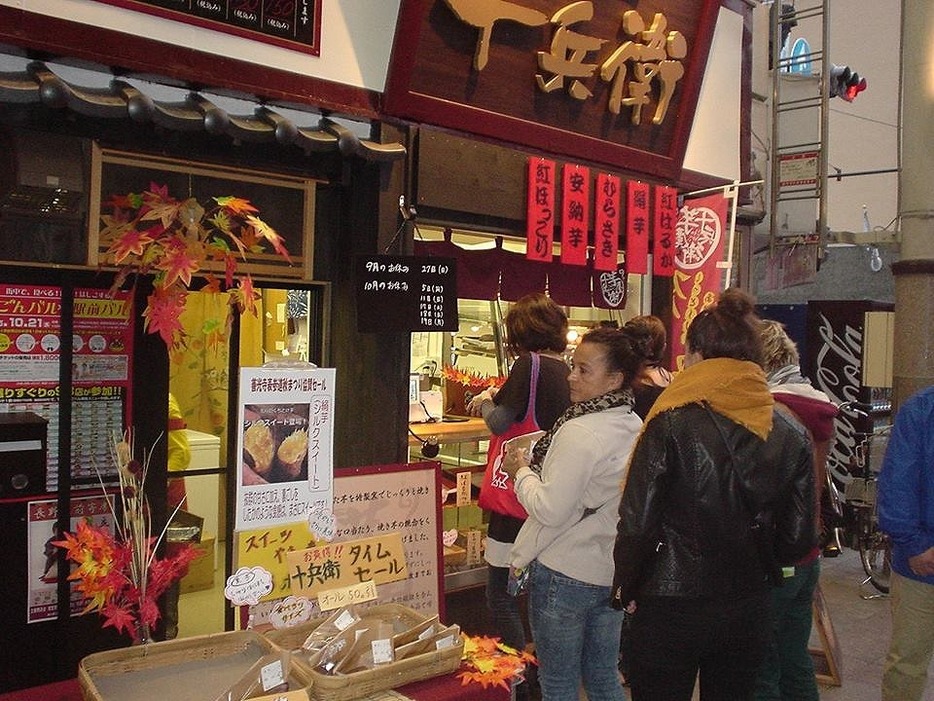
[143,287,188,347]
[155,241,202,288]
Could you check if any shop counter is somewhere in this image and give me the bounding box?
[0,666,510,701]
[408,418,489,447]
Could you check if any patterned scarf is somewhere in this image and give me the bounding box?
[528,388,635,475]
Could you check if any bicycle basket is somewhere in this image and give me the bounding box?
[844,477,876,507]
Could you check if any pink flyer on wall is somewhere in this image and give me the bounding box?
[26,494,114,623]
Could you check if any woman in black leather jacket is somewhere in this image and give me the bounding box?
[612,289,816,701]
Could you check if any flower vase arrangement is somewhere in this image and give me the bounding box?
[55,431,198,644]
[99,182,291,347]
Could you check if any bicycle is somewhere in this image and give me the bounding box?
[824,401,892,596]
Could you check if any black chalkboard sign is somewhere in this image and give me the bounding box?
[96,0,322,55]
[355,255,458,333]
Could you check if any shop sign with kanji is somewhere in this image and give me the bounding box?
[285,532,409,599]
[385,0,720,179]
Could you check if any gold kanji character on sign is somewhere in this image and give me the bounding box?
[537,1,605,101]
[443,0,548,71]
[600,11,687,124]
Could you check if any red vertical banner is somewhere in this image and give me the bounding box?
[526,158,556,262]
[653,185,678,277]
[626,181,650,274]
[561,164,590,266]
[593,173,620,272]
[669,193,729,370]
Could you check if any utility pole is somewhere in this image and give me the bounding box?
[891,0,934,407]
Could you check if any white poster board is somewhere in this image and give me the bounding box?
[235,365,335,532]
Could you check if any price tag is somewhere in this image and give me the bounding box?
[371,638,394,665]
[335,609,357,631]
[456,471,472,507]
[435,635,457,650]
[318,580,379,612]
[260,659,286,692]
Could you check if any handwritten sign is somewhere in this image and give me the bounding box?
[317,580,379,612]
[285,532,408,598]
[355,256,457,333]
[455,471,472,507]
[268,596,315,630]
[225,566,275,606]
[236,462,442,619]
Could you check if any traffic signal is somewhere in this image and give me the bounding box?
[828,64,867,102]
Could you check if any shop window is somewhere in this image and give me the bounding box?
[89,145,318,280]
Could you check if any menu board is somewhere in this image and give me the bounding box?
[355,255,458,333]
[94,0,322,55]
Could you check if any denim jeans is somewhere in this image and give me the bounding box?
[754,560,820,700]
[486,564,527,652]
[629,592,770,701]
[528,561,625,701]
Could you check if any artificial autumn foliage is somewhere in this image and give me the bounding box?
[54,431,197,643]
[441,365,507,393]
[99,182,291,347]
[458,635,536,690]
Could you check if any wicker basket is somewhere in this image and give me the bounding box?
[264,603,464,701]
[78,630,311,701]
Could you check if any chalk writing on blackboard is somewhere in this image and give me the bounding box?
[356,256,457,333]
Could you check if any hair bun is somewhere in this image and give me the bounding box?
[717,288,756,320]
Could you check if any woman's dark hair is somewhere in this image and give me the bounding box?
[685,288,763,364]
[504,293,568,355]
[580,326,642,384]
[624,315,667,365]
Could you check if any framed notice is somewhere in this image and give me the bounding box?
[355,255,458,333]
[236,462,443,620]
[91,0,322,56]
[235,365,336,532]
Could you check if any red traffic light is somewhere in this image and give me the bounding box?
[829,64,867,102]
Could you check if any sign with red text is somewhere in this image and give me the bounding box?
[560,164,590,266]
[0,285,133,491]
[235,366,336,531]
[653,185,678,277]
[594,174,621,271]
[669,193,728,368]
[235,462,442,617]
[27,494,114,623]
[286,532,408,598]
[527,158,556,262]
[626,181,650,274]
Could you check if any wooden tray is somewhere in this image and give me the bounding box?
[264,603,463,701]
[78,630,310,701]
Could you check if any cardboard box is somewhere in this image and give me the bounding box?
[180,536,216,594]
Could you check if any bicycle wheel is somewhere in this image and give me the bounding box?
[858,511,891,593]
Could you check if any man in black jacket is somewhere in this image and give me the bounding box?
[612,289,816,701]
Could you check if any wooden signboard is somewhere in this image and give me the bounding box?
[355,255,458,333]
[385,0,721,180]
[91,0,322,55]
[810,582,842,686]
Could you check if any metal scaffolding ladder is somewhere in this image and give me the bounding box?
[768,0,830,253]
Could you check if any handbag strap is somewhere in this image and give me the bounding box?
[522,352,541,427]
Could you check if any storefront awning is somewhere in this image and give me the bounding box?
[0,60,406,163]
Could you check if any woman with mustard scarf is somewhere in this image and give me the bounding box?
[612,289,816,701]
